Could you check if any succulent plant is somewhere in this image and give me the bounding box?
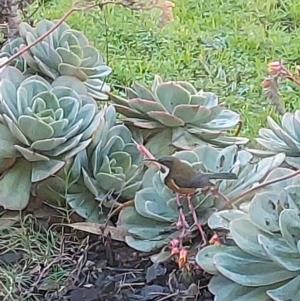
[109,75,248,156]
[117,144,285,260]
[36,105,144,223]
[247,111,300,169]
[0,37,27,72]
[17,19,111,100]
[0,66,101,210]
[196,167,300,301]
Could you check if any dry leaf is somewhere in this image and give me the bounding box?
[62,222,129,242]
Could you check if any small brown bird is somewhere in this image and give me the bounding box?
[144,156,237,245]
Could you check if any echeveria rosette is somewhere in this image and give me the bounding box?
[109,75,248,156]
[36,105,144,223]
[116,145,284,260]
[18,19,112,100]
[0,37,27,72]
[196,168,300,301]
[0,66,101,210]
[247,111,300,169]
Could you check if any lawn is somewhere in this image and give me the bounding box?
[2,0,300,299]
[38,0,300,137]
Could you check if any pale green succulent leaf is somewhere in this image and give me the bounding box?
[175,81,197,95]
[18,115,54,141]
[208,209,247,230]
[82,168,98,197]
[70,150,88,182]
[267,116,300,150]
[67,192,102,222]
[58,63,88,81]
[52,76,88,95]
[108,93,131,107]
[110,151,131,173]
[125,236,168,252]
[56,47,81,66]
[281,112,300,141]
[209,135,249,147]
[147,111,185,127]
[279,209,300,249]
[128,98,165,114]
[190,95,214,106]
[61,139,92,160]
[135,187,177,222]
[196,245,236,275]
[283,185,300,209]
[113,105,143,119]
[172,104,210,123]
[151,74,163,93]
[27,36,62,72]
[95,173,124,191]
[199,110,240,130]
[121,181,142,199]
[69,45,83,58]
[43,133,84,157]
[230,217,268,258]
[14,145,50,162]
[132,82,156,100]
[129,118,164,129]
[0,158,31,210]
[31,137,67,151]
[209,275,273,301]
[214,249,298,286]
[258,234,300,271]
[0,123,19,157]
[248,191,280,233]
[145,129,175,157]
[155,82,190,113]
[194,91,219,106]
[191,106,225,126]
[3,115,30,145]
[262,168,300,194]
[285,157,300,169]
[31,159,64,182]
[0,158,16,173]
[267,274,300,301]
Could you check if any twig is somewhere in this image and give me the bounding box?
[222,169,300,209]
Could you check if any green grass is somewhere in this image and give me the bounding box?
[35,0,300,138]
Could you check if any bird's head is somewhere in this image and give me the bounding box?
[143,156,179,172]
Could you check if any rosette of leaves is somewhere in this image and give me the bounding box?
[109,75,248,156]
[196,167,300,301]
[0,37,27,72]
[117,144,285,260]
[36,105,144,223]
[0,66,101,210]
[247,111,300,169]
[17,19,111,100]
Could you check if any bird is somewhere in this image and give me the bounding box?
[144,156,237,245]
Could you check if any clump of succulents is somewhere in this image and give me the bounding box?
[117,144,285,261]
[0,66,101,210]
[109,75,248,156]
[247,111,300,169]
[196,167,300,301]
[36,105,144,223]
[3,19,111,100]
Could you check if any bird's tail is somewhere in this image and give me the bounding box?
[206,172,237,180]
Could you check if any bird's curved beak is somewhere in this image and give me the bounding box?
[142,158,163,170]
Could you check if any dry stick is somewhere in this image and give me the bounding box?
[234,120,243,137]
[222,169,300,209]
